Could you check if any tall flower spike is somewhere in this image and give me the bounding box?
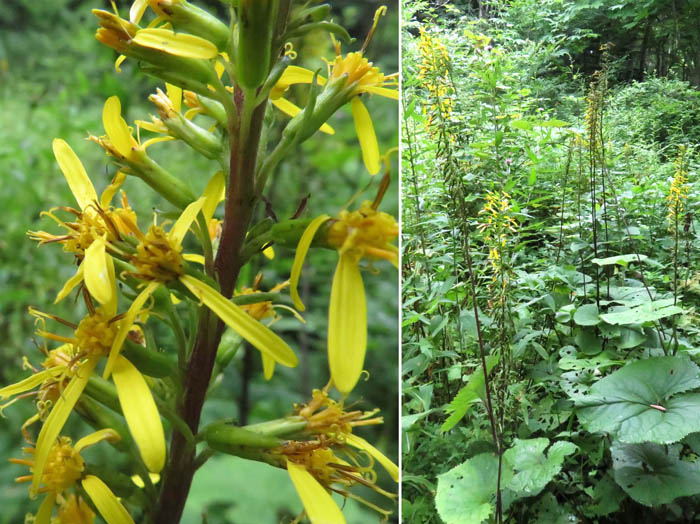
[290,198,398,394]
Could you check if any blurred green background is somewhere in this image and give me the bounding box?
[0,1,398,522]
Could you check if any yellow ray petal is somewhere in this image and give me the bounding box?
[287,462,345,524]
[104,282,160,379]
[289,215,331,311]
[83,237,116,312]
[166,82,182,113]
[115,55,127,73]
[343,433,399,482]
[270,98,335,135]
[103,96,133,159]
[362,86,399,99]
[52,139,98,211]
[202,171,225,224]
[275,66,327,94]
[180,275,297,368]
[132,28,218,59]
[131,472,160,488]
[351,97,380,175]
[35,492,57,524]
[328,253,366,395]
[100,171,127,209]
[261,353,275,381]
[75,428,121,453]
[136,120,168,134]
[32,359,98,494]
[170,197,205,247]
[129,0,148,23]
[82,475,135,524]
[262,245,275,259]
[0,367,65,400]
[112,356,165,473]
[55,265,85,304]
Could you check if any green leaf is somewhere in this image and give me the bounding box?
[503,438,577,497]
[591,254,649,266]
[510,120,533,131]
[575,356,700,443]
[600,299,683,325]
[573,304,601,326]
[436,453,512,524]
[611,441,700,506]
[441,355,499,432]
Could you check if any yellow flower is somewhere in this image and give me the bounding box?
[28,301,167,488]
[52,494,95,524]
[29,139,135,309]
[102,187,297,383]
[270,7,397,174]
[11,430,135,524]
[290,201,398,394]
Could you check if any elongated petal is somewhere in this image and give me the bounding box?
[35,492,57,524]
[263,245,274,259]
[104,282,160,379]
[351,98,380,175]
[290,215,331,311]
[52,139,98,211]
[75,428,121,453]
[83,237,116,312]
[0,368,65,400]
[170,197,205,248]
[100,171,127,209]
[328,254,366,395]
[180,275,297,367]
[103,96,133,158]
[261,353,275,381]
[274,66,327,95]
[166,82,182,113]
[55,265,85,304]
[129,0,148,23]
[271,98,335,135]
[343,433,399,482]
[112,356,165,473]
[202,171,225,224]
[362,86,399,99]
[287,462,345,524]
[82,475,135,524]
[32,359,98,494]
[183,253,205,265]
[132,28,218,59]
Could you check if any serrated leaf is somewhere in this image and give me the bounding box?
[436,453,512,524]
[611,441,700,506]
[503,438,577,497]
[575,356,700,443]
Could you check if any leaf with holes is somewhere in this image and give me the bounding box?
[575,356,700,443]
[435,453,512,524]
[600,299,683,325]
[611,441,700,506]
[503,438,578,497]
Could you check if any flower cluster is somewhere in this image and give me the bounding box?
[416,27,455,136]
[5,1,398,523]
[668,145,690,228]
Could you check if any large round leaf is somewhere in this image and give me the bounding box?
[575,356,700,443]
[435,453,511,524]
[600,299,683,325]
[503,438,577,497]
[611,441,700,506]
[573,304,601,326]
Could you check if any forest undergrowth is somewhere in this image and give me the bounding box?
[401,2,700,523]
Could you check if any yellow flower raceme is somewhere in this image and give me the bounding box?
[11,430,134,524]
[29,139,135,309]
[290,201,398,394]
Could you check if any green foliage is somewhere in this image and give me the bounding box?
[402,1,700,523]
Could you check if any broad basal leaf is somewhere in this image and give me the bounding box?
[575,356,700,443]
[611,441,700,506]
[591,254,648,267]
[503,438,577,497]
[436,453,512,524]
[600,299,683,325]
[573,304,601,326]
